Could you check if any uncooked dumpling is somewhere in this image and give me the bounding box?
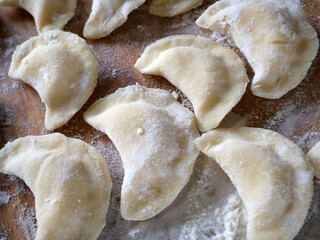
[150,0,203,17]
[196,128,313,240]
[196,0,319,99]
[0,0,77,33]
[0,133,112,240]
[84,84,199,220]
[307,141,320,177]
[9,30,98,130]
[135,35,247,132]
[84,0,145,39]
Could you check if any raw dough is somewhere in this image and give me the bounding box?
[0,0,77,33]
[307,141,320,177]
[84,0,145,39]
[9,30,98,130]
[150,0,203,17]
[196,0,319,99]
[0,133,112,240]
[196,127,313,240]
[84,84,199,220]
[135,35,247,132]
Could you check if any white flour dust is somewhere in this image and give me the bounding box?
[0,191,11,206]
[0,175,35,240]
[97,153,246,240]
[15,203,37,240]
[0,225,8,240]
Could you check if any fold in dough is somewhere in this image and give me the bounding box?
[196,128,313,240]
[84,84,199,220]
[9,30,98,130]
[0,0,77,33]
[307,141,320,177]
[84,0,145,39]
[135,35,248,132]
[150,0,203,17]
[0,133,112,240]
[196,0,319,99]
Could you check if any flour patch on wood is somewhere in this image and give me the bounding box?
[15,203,37,240]
[0,191,11,206]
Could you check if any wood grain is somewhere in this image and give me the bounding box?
[0,0,319,239]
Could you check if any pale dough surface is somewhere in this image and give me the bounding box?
[150,0,203,17]
[9,30,98,130]
[196,0,319,99]
[0,0,77,33]
[307,141,320,177]
[84,84,199,220]
[0,133,112,240]
[196,127,313,240]
[84,0,145,39]
[135,35,247,132]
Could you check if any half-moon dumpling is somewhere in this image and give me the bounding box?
[195,128,313,240]
[135,35,248,132]
[83,0,145,39]
[149,0,203,17]
[0,0,77,33]
[307,141,320,177]
[196,0,319,99]
[8,29,98,130]
[0,133,112,240]
[84,84,199,220]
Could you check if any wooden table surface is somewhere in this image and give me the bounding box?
[0,0,319,239]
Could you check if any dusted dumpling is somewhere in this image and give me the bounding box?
[307,141,320,177]
[135,35,248,132]
[0,0,77,33]
[84,0,145,39]
[9,30,98,130]
[0,133,112,240]
[84,84,199,220]
[196,0,319,99]
[150,0,203,17]
[196,128,313,240]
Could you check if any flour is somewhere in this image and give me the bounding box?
[0,34,26,82]
[262,96,320,153]
[0,191,11,206]
[97,153,246,240]
[211,31,236,48]
[0,225,8,240]
[16,203,37,240]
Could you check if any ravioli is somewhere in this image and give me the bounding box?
[196,0,319,99]
[8,30,98,130]
[135,35,247,132]
[84,84,199,220]
[0,0,77,33]
[150,0,203,17]
[196,128,313,240]
[84,0,145,39]
[0,133,112,240]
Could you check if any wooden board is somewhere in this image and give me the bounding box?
[0,0,319,239]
